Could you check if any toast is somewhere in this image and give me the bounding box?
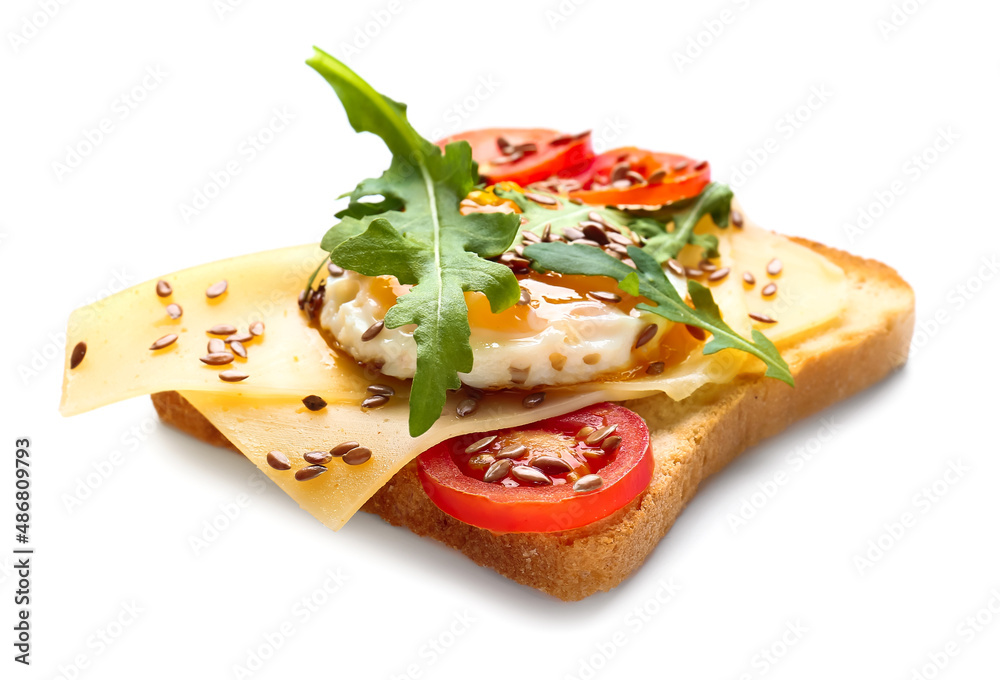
[151,237,915,600]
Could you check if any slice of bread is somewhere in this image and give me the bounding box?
[151,237,915,601]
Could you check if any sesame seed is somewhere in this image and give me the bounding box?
[767,258,783,276]
[749,312,777,324]
[219,370,249,382]
[156,280,172,297]
[762,282,778,297]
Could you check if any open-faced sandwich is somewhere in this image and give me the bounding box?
[60,49,915,601]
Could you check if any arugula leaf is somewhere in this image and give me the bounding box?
[497,183,731,263]
[640,182,733,263]
[307,48,522,436]
[522,241,794,385]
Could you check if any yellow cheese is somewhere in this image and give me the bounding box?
[60,226,847,530]
[61,245,368,416]
[729,225,848,345]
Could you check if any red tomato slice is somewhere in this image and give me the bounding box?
[417,403,653,533]
[567,147,710,206]
[437,128,593,186]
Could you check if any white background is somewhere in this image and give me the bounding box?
[2,0,999,678]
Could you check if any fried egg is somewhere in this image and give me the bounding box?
[319,270,692,389]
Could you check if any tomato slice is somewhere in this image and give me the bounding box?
[567,147,710,207]
[417,403,653,533]
[437,128,593,186]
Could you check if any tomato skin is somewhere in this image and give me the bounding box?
[417,403,653,534]
[568,147,710,206]
[437,128,593,186]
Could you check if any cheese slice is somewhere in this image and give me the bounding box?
[61,245,368,416]
[730,225,848,345]
[60,226,846,529]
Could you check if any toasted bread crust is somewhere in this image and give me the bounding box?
[151,237,915,600]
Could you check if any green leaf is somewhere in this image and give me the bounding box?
[641,182,734,263]
[523,241,793,386]
[308,48,522,436]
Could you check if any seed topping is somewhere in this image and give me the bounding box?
[156,280,172,297]
[330,442,360,457]
[200,352,234,365]
[495,444,528,460]
[230,340,247,359]
[510,465,553,485]
[150,334,178,350]
[70,341,87,369]
[295,465,327,482]
[362,320,385,341]
[522,392,546,409]
[635,323,658,349]
[304,450,333,465]
[367,384,395,397]
[206,280,228,298]
[466,435,497,454]
[266,451,291,471]
[585,424,618,446]
[573,474,603,493]
[302,395,328,411]
[483,459,512,483]
[361,394,389,409]
[343,447,372,465]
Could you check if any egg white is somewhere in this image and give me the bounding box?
[319,271,663,389]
